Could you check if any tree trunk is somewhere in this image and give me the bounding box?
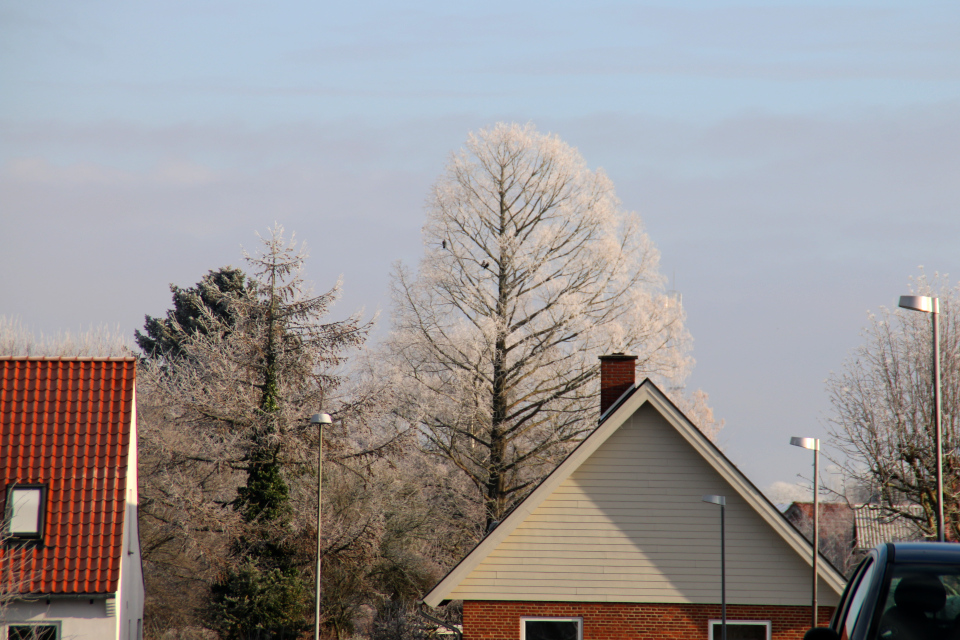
[485,187,510,529]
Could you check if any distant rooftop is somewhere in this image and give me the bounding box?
[852,504,924,550]
[785,501,925,552]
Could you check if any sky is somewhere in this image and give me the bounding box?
[2,0,959,500]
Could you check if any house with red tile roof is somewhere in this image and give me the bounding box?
[1,357,144,640]
[422,355,848,640]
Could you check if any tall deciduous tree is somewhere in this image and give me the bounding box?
[828,271,960,540]
[388,123,693,527]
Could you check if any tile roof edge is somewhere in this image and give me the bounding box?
[17,592,117,598]
[0,356,137,361]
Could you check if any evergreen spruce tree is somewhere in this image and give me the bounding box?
[136,266,255,360]
[203,226,369,640]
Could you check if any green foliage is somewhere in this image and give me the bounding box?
[235,445,290,527]
[233,233,296,546]
[136,266,254,359]
[207,560,311,640]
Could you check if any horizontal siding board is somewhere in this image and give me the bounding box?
[510,525,777,538]
[471,562,810,577]
[459,594,810,606]
[464,570,810,584]
[450,587,811,604]
[453,584,814,599]
[461,574,808,589]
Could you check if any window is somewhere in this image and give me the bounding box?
[875,563,960,639]
[5,485,45,539]
[6,624,58,640]
[842,557,878,637]
[708,620,770,640]
[522,617,582,640]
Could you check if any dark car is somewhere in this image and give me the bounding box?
[806,542,960,640]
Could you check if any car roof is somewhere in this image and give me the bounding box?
[889,542,960,564]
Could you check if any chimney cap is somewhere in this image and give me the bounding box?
[599,353,638,361]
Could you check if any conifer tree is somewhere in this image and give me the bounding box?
[203,226,370,640]
[136,266,254,359]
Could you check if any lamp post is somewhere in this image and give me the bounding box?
[899,295,943,543]
[310,412,332,640]
[703,495,726,640]
[790,437,820,627]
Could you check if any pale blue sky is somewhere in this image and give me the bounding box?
[2,0,959,496]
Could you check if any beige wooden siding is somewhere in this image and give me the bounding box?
[448,403,838,606]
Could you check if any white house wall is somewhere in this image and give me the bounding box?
[448,403,839,606]
[115,501,144,640]
[117,388,145,640]
[3,599,117,640]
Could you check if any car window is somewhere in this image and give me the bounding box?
[841,558,877,639]
[833,557,872,633]
[874,564,960,640]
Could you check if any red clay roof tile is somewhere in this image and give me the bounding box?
[0,357,136,595]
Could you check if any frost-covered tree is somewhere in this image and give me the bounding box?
[139,227,464,639]
[828,271,960,541]
[388,123,694,527]
[205,228,374,640]
[0,316,131,357]
[138,226,372,638]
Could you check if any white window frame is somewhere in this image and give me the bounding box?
[521,617,583,640]
[5,484,46,539]
[3,621,61,640]
[707,620,771,640]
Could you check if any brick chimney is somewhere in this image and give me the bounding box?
[599,353,637,415]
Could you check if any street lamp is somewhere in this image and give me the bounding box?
[310,412,332,640]
[703,495,726,640]
[899,295,943,543]
[790,436,820,628]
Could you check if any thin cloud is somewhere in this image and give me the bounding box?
[3,157,221,187]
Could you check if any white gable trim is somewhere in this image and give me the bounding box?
[423,379,846,607]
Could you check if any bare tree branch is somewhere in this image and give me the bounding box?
[827,269,960,540]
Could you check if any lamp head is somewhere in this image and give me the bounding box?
[702,495,725,506]
[790,437,819,451]
[310,413,332,425]
[899,295,939,314]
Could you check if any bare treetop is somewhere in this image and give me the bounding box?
[828,270,960,541]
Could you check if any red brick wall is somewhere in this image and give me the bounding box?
[463,601,834,640]
[599,354,637,414]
